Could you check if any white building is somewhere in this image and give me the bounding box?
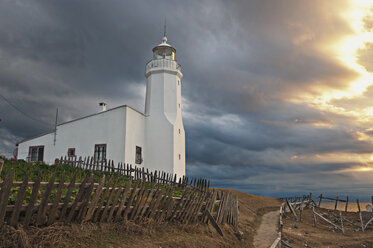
[17,35,186,178]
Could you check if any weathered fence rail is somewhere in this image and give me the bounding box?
[280,193,373,237]
[57,156,209,192]
[0,159,238,234]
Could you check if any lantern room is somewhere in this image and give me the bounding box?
[152,36,176,60]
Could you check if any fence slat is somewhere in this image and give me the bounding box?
[286,199,298,221]
[139,184,156,219]
[48,171,66,225]
[185,191,201,223]
[133,182,151,220]
[10,171,29,227]
[0,169,14,225]
[148,188,164,220]
[155,187,171,221]
[357,199,364,232]
[107,181,125,222]
[345,196,349,212]
[179,189,198,222]
[164,188,176,220]
[205,209,223,236]
[0,160,4,177]
[84,175,106,222]
[93,175,114,221]
[177,189,193,221]
[201,191,212,223]
[37,172,56,226]
[216,192,226,223]
[24,172,41,226]
[235,195,239,227]
[77,174,95,222]
[100,176,120,222]
[60,171,77,220]
[122,179,141,221]
[220,192,231,224]
[129,181,147,220]
[114,177,132,222]
[67,173,90,222]
[190,191,207,224]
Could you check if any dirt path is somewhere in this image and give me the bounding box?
[253,210,278,248]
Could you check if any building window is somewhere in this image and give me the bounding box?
[28,146,44,162]
[179,129,180,134]
[178,103,180,108]
[94,144,106,161]
[136,146,143,164]
[67,148,76,157]
[179,154,181,160]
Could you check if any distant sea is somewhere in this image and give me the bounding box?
[319,201,372,212]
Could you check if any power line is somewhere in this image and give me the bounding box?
[0,93,54,127]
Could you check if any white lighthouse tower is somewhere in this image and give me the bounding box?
[17,32,186,178]
[144,34,186,177]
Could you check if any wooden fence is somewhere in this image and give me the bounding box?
[57,156,209,192]
[0,160,238,235]
[281,193,373,236]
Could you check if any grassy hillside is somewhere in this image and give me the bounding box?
[1,159,183,206]
[2,159,129,183]
[0,159,282,247]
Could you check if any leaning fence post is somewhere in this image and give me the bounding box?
[357,199,364,232]
[0,168,13,225]
[345,196,349,212]
[300,196,305,221]
[312,206,317,226]
[0,160,3,179]
[318,194,323,207]
[334,196,338,210]
[286,199,298,221]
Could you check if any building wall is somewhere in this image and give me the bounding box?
[18,106,128,164]
[54,106,127,164]
[124,106,146,166]
[18,132,55,163]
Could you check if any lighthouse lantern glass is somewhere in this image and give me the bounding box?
[153,47,175,60]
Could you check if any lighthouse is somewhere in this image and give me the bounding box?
[144,34,186,177]
[17,33,186,179]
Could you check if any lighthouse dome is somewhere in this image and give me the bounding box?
[152,36,176,60]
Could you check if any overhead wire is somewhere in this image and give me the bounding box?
[0,92,54,127]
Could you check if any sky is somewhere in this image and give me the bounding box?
[0,0,373,199]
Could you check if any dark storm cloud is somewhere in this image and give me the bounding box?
[1,0,372,197]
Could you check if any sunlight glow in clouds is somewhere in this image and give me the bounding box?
[285,1,373,170]
[290,1,373,116]
[328,0,373,100]
[323,1,373,103]
[335,165,373,173]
